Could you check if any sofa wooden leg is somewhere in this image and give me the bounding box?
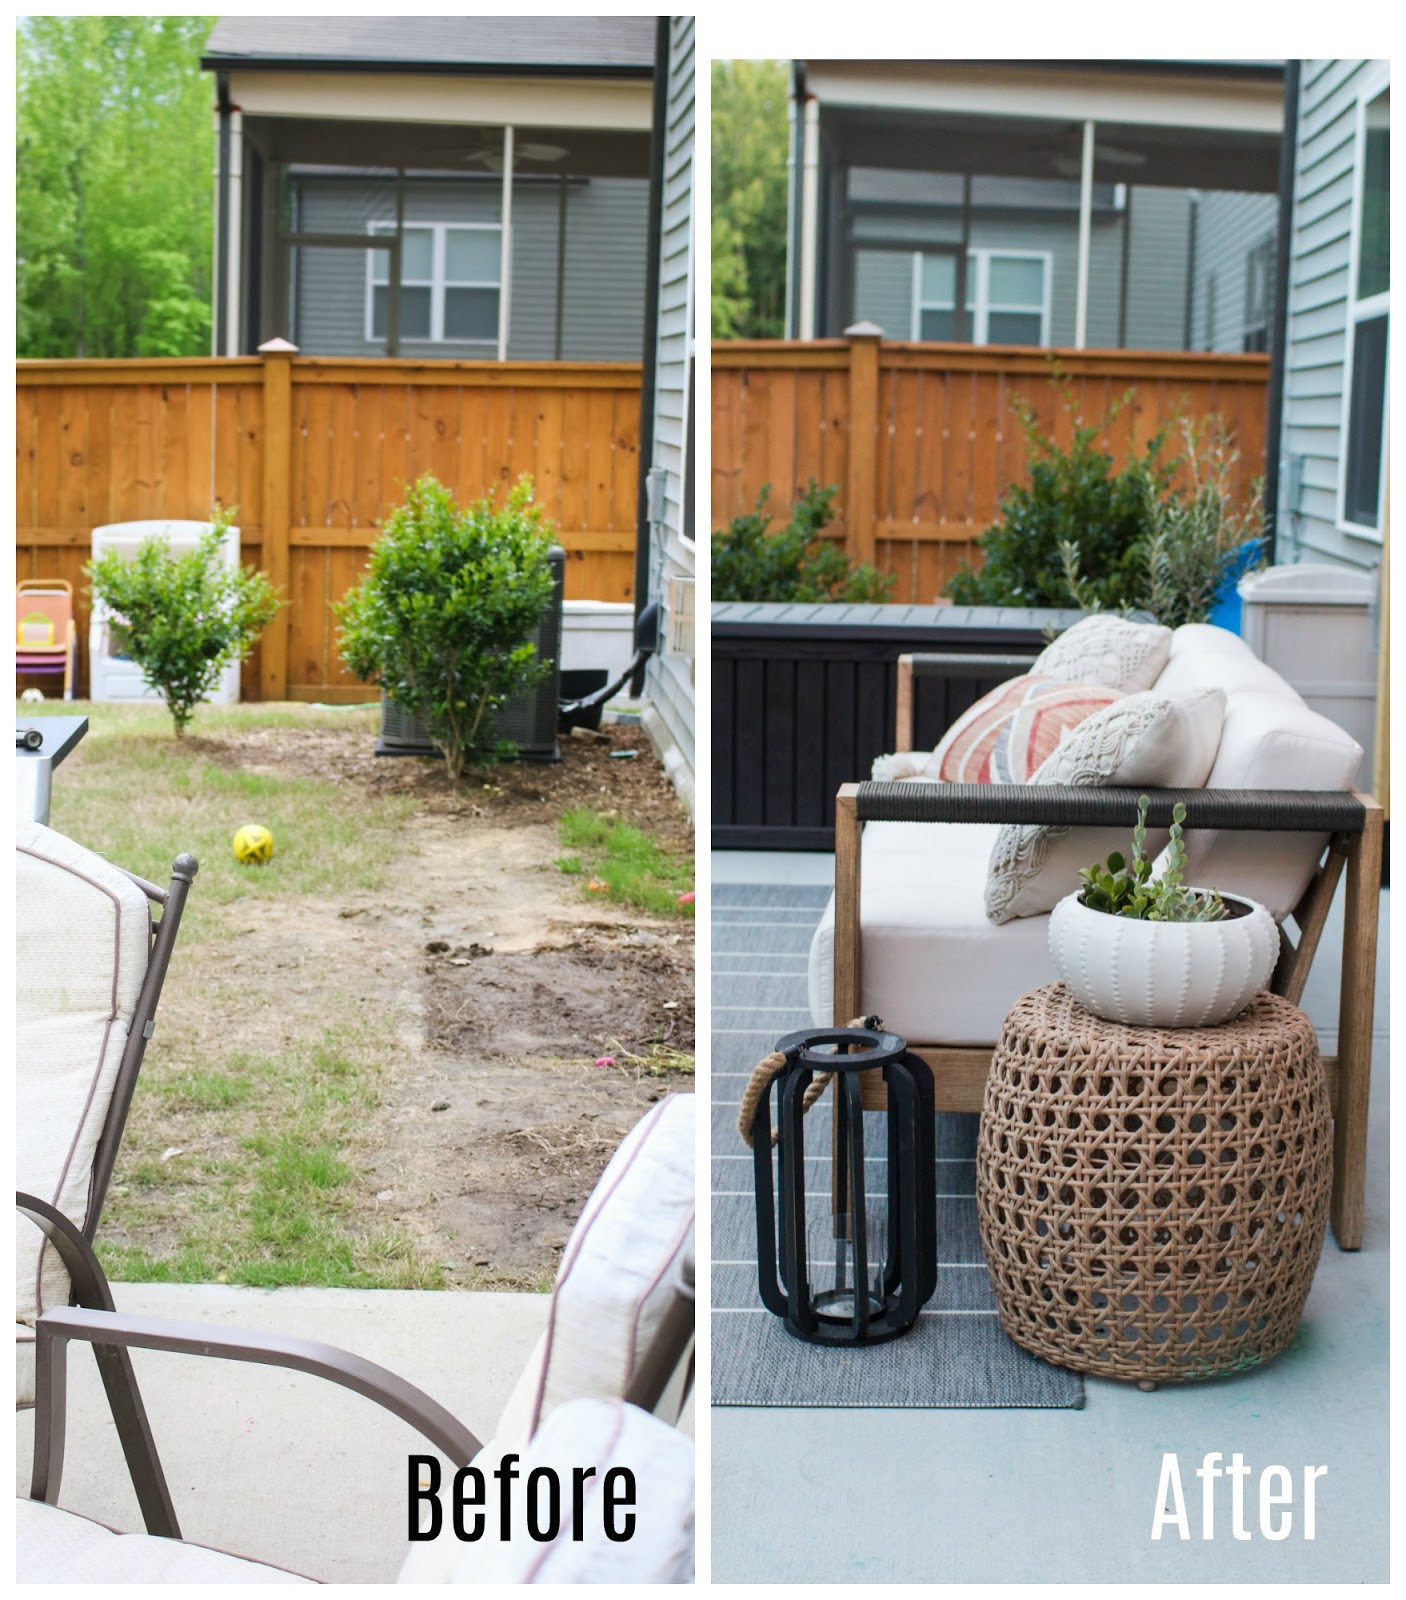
[1330,798,1381,1250]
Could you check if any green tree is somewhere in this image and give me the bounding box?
[17,16,215,358]
[712,60,790,339]
[87,510,282,737]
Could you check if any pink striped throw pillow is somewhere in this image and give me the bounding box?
[929,674,1124,783]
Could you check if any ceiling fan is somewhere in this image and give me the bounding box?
[1051,139,1147,178]
[455,141,570,170]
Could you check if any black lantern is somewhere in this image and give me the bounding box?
[752,1025,937,1345]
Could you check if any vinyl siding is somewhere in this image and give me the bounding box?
[287,172,647,360]
[643,16,695,811]
[1280,58,1388,568]
[1187,191,1278,351]
[848,194,1193,349]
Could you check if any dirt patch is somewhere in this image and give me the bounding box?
[424,936,694,1060]
[190,716,689,851]
[126,718,693,1289]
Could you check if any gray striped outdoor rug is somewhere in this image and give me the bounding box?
[712,881,1083,1408]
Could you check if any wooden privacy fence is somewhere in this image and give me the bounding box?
[16,349,642,701]
[712,335,1272,605]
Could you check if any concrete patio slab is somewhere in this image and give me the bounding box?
[711,853,1389,1583]
[16,1284,550,1583]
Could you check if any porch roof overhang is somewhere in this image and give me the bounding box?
[220,69,653,135]
[803,61,1284,193]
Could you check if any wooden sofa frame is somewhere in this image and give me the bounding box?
[831,652,1383,1251]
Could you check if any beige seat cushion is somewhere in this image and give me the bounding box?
[16,823,152,1402]
[808,822,1056,1044]
[1151,626,1363,918]
[489,1094,694,1454]
[16,1498,312,1583]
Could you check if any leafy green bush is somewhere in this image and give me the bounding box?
[712,479,896,603]
[945,379,1176,611]
[336,474,556,781]
[947,376,1266,627]
[87,508,281,736]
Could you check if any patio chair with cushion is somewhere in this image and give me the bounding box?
[16,579,78,701]
[16,822,199,1420]
[17,1092,696,1583]
[809,617,1382,1249]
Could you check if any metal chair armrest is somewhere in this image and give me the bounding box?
[29,1302,482,1530]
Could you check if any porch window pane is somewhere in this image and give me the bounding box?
[919,307,956,341]
[402,229,434,283]
[1344,312,1387,528]
[372,284,431,340]
[446,229,500,283]
[987,256,1043,307]
[444,287,499,341]
[1358,92,1389,301]
[920,253,956,305]
[986,310,1043,346]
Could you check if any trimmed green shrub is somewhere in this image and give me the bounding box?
[87,508,281,736]
[712,479,895,603]
[336,474,556,781]
[944,379,1176,611]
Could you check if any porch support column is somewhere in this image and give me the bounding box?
[798,97,820,341]
[1074,118,1095,350]
[225,108,244,355]
[213,75,230,356]
[497,125,515,361]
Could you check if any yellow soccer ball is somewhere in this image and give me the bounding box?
[232,823,275,866]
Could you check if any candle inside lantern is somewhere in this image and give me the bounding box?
[807,1206,887,1321]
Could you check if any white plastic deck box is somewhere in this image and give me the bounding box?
[1238,562,1378,776]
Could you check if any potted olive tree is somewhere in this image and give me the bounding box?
[336,474,557,782]
[1048,796,1279,1028]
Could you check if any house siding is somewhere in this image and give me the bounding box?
[848,191,1193,350]
[287,173,647,360]
[1280,58,1388,568]
[1187,191,1278,351]
[642,16,695,812]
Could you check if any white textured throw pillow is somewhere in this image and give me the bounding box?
[1033,614,1173,694]
[985,687,1227,923]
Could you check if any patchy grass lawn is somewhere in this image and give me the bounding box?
[23,699,693,1291]
[39,701,412,940]
[556,806,694,918]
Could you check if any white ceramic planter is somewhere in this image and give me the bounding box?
[1048,890,1280,1029]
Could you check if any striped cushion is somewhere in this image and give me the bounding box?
[929,674,1124,784]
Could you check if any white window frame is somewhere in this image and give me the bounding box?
[1336,68,1390,541]
[364,221,502,347]
[910,248,1053,346]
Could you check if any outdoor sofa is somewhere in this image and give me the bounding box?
[807,617,1381,1248]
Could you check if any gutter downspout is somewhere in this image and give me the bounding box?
[631,15,670,694]
[215,72,231,356]
[1264,59,1301,565]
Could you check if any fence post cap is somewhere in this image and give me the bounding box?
[843,321,884,340]
[258,337,299,355]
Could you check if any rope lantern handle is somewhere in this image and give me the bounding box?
[737,1016,882,1149]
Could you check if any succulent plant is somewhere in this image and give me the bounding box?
[1078,795,1229,923]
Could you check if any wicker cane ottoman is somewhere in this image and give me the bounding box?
[976,984,1331,1385]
